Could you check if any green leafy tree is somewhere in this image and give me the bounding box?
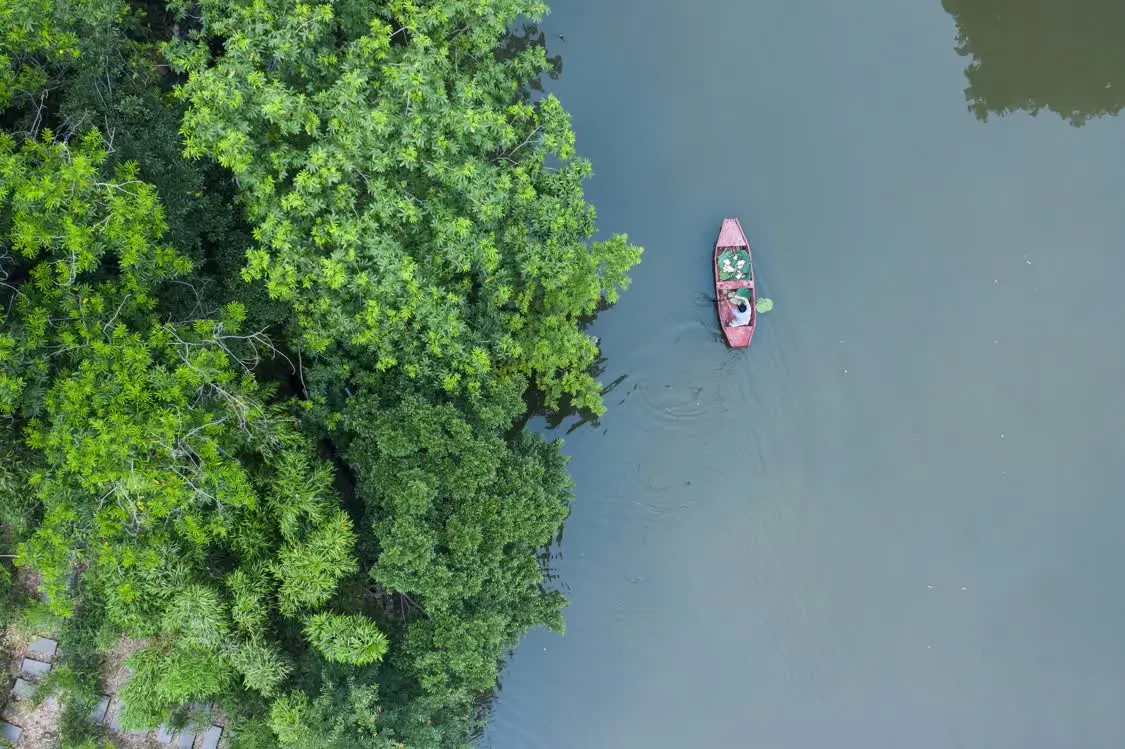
[0,0,79,110]
[1,129,382,735]
[341,393,570,700]
[118,642,238,729]
[167,0,642,415]
[3,0,641,746]
[261,677,419,749]
[228,637,293,697]
[160,1,642,745]
[305,613,390,666]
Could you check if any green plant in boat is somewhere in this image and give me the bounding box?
[718,250,751,281]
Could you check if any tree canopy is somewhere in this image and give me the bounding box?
[0,0,640,747]
[1,128,384,733]
[168,0,640,415]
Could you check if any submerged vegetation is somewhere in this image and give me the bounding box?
[0,0,641,746]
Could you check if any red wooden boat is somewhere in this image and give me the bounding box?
[714,217,757,348]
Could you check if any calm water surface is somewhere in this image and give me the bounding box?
[487,0,1125,747]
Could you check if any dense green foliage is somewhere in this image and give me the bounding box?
[0,0,79,110]
[0,0,640,747]
[167,0,639,414]
[1,128,383,731]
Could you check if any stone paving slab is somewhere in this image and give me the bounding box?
[200,725,223,749]
[27,637,58,658]
[20,657,51,678]
[109,699,131,733]
[109,698,160,736]
[0,721,21,744]
[174,729,196,749]
[12,677,37,699]
[89,695,111,725]
[155,725,175,744]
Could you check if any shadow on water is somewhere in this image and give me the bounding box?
[496,21,564,100]
[517,354,624,437]
[521,284,748,437]
[943,0,1125,124]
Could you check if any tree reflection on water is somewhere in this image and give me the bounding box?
[944,0,1125,124]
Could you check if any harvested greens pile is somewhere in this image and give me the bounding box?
[718,249,751,281]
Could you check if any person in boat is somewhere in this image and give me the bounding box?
[726,292,753,327]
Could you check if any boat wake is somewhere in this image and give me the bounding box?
[623,320,729,430]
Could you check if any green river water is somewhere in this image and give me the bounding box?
[486,0,1125,746]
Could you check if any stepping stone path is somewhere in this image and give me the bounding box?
[0,633,59,744]
[200,725,223,749]
[156,724,196,746]
[89,695,111,725]
[0,721,21,744]
[150,702,221,747]
[3,638,228,748]
[19,657,51,678]
[26,638,57,658]
[108,698,145,735]
[11,678,36,700]
[157,710,221,747]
